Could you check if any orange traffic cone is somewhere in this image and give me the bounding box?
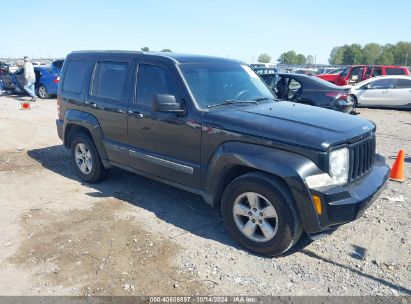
[389,150,406,182]
[20,102,31,110]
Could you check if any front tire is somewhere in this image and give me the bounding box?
[70,133,107,183]
[221,173,302,256]
[38,85,49,99]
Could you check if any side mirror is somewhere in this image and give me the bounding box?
[152,94,185,114]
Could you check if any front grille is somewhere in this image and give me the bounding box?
[348,135,376,181]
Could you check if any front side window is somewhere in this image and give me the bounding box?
[136,64,177,106]
[180,63,273,108]
[63,60,90,94]
[369,78,395,89]
[91,61,128,101]
[340,67,349,77]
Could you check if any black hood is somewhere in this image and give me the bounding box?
[203,101,375,151]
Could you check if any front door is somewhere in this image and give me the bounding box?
[127,61,202,188]
[359,78,396,106]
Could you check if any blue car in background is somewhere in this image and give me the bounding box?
[12,66,60,98]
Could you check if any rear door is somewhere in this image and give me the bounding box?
[84,59,131,164]
[13,68,26,91]
[391,78,411,106]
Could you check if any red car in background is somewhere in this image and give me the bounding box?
[317,65,410,86]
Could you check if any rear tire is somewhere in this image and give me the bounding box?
[70,132,107,183]
[350,94,358,108]
[38,85,49,99]
[221,172,302,256]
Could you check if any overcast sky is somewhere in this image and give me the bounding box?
[2,0,411,63]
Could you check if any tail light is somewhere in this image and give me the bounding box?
[53,76,60,83]
[57,96,62,119]
[324,91,348,100]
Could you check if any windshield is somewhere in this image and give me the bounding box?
[179,63,274,109]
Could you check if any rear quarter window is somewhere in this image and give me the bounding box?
[62,60,91,94]
[395,78,411,88]
[385,68,406,75]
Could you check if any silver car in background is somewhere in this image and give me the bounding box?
[349,75,411,109]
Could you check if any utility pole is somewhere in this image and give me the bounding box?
[405,53,409,66]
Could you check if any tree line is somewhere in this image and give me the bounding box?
[141,47,172,52]
[329,42,410,65]
[257,41,411,66]
[258,52,315,65]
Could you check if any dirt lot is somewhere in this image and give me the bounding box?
[0,95,410,296]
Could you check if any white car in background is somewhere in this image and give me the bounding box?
[349,75,411,109]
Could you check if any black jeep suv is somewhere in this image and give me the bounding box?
[56,51,389,256]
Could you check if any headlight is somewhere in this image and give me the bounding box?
[329,148,349,184]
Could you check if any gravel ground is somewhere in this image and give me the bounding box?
[0,95,410,296]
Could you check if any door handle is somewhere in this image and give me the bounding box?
[84,101,97,108]
[128,110,144,118]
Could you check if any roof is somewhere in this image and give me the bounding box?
[69,50,243,64]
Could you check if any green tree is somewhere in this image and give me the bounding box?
[343,44,363,64]
[391,41,411,65]
[362,43,381,64]
[296,54,306,64]
[161,48,172,52]
[376,48,394,65]
[257,53,271,63]
[329,45,347,65]
[278,51,297,64]
[306,55,315,64]
[141,47,150,52]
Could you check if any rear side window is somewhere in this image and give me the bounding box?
[136,64,177,106]
[63,60,90,94]
[91,61,128,101]
[385,68,406,75]
[394,79,411,88]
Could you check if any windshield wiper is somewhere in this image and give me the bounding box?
[253,97,272,102]
[207,99,259,108]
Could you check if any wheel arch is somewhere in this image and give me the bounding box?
[204,142,322,232]
[62,109,110,166]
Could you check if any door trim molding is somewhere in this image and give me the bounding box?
[129,149,194,175]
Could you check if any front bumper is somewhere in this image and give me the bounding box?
[306,154,389,234]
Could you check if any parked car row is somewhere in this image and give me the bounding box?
[0,60,63,98]
[316,65,410,86]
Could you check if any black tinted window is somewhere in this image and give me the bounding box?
[372,67,382,76]
[386,68,406,75]
[340,68,349,77]
[63,60,90,94]
[395,78,411,88]
[136,64,176,105]
[52,60,64,69]
[91,62,128,101]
